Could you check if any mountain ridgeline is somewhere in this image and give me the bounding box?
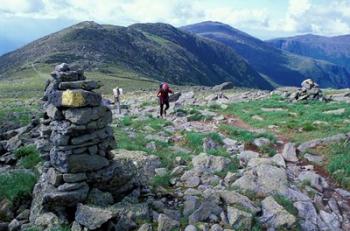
[1,20,350,89]
[267,34,350,71]
[0,21,272,90]
[181,21,350,88]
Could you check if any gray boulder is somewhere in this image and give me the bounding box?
[282,143,298,162]
[192,153,231,173]
[58,80,102,91]
[226,206,252,229]
[188,200,222,224]
[75,203,113,230]
[232,164,288,196]
[219,190,260,214]
[298,171,329,192]
[260,196,296,228]
[157,214,179,231]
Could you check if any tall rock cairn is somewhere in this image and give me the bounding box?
[30,63,115,224]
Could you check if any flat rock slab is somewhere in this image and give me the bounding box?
[58,80,101,91]
[75,203,113,230]
[323,108,345,115]
[261,108,287,112]
[232,164,288,196]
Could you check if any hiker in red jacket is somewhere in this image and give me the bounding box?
[157,82,173,117]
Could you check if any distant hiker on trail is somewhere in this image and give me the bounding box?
[113,87,123,114]
[157,82,173,118]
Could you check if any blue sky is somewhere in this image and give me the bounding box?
[1,0,350,54]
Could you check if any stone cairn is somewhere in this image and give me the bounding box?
[289,79,330,101]
[29,63,116,227]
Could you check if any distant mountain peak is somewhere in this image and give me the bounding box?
[72,21,103,29]
[182,22,350,88]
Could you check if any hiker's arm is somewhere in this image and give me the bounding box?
[168,88,174,94]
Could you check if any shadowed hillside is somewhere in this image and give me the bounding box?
[181,21,350,88]
[0,21,273,90]
[268,34,350,71]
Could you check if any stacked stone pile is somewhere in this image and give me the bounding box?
[289,79,330,101]
[29,63,116,226]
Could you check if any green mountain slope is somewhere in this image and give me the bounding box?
[268,34,350,71]
[181,21,350,88]
[0,21,272,90]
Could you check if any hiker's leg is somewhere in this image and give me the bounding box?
[116,99,121,114]
[164,101,169,116]
[160,103,164,117]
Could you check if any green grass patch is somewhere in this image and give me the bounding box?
[219,124,276,144]
[258,144,276,157]
[184,132,205,153]
[224,95,350,142]
[273,194,298,216]
[327,142,350,190]
[215,157,240,177]
[15,145,42,169]
[151,173,171,188]
[0,170,37,204]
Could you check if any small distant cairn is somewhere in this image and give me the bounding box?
[30,63,116,225]
[289,79,331,102]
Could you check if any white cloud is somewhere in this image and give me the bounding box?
[288,0,311,16]
[0,0,44,13]
[1,0,350,41]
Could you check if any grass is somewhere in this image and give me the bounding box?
[0,63,161,132]
[326,142,350,189]
[184,132,205,153]
[215,158,240,177]
[219,124,276,144]
[187,109,213,122]
[0,170,37,204]
[151,173,171,188]
[15,145,42,169]
[224,94,350,143]
[258,144,276,157]
[119,116,172,132]
[273,194,298,216]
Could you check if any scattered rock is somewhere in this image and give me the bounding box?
[75,203,113,230]
[226,207,252,229]
[260,196,296,228]
[282,143,298,162]
[157,214,179,231]
[232,164,288,196]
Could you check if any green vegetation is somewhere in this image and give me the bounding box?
[0,170,37,204]
[15,145,42,169]
[273,194,298,216]
[187,109,213,122]
[215,158,240,177]
[327,142,350,189]
[219,124,276,144]
[224,95,350,142]
[258,144,276,157]
[184,132,205,153]
[151,173,171,188]
[23,227,42,231]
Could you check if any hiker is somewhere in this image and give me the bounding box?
[113,87,123,114]
[157,82,173,117]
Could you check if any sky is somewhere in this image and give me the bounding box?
[1,0,350,54]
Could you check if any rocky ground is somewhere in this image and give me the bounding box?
[1,78,350,231]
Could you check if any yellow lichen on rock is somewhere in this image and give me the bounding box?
[62,90,85,107]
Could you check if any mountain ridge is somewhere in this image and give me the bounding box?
[267,34,350,71]
[181,21,350,88]
[0,21,273,90]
